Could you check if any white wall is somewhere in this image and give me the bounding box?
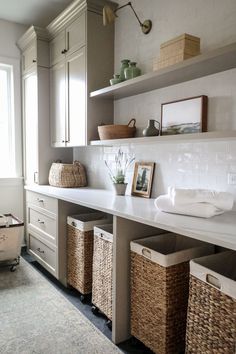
[0,19,27,220]
[74,1,236,208]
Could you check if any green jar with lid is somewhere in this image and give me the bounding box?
[120,59,130,81]
[124,62,141,80]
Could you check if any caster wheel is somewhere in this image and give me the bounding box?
[79,294,86,303]
[10,266,16,272]
[106,319,112,330]
[91,305,99,316]
[130,336,139,346]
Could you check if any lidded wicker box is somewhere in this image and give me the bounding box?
[67,212,110,295]
[153,33,200,71]
[186,251,236,354]
[130,233,214,354]
[92,224,113,320]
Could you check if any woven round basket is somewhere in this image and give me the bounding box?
[98,119,136,140]
[48,161,87,188]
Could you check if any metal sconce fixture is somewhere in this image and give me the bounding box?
[103,1,152,35]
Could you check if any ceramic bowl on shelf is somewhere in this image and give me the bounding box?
[110,74,122,85]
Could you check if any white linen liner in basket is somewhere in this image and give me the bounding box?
[130,233,214,267]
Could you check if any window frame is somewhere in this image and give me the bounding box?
[0,56,22,181]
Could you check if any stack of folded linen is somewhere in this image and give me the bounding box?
[154,187,234,218]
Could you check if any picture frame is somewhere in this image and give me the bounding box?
[161,95,208,136]
[131,162,155,198]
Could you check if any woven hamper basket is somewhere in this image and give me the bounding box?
[67,213,110,295]
[186,251,236,354]
[130,233,214,354]
[92,224,113,320]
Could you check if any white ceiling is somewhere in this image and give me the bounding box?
[0,0,74,27]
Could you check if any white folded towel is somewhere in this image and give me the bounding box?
[168,187,234,211]
[154,195,224,218]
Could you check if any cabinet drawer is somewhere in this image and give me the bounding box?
[22,43,37,73]
[28,233,57,276]
[28,207,56,244]
[26,191,57,214]
[66,13,86,55]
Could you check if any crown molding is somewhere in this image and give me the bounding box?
[47,0,117,38]
[17,26,49,50]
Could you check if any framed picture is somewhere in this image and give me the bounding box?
[161,95,208,135]
[131,162,155,198]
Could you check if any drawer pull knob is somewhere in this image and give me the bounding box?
[37,198,44,203]
[36,247,44,254]
[37,219,45,224]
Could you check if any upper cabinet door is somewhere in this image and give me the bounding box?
[50,31,66,66]
[22,43,37,74]
[66,13,86,55]
[50,61,66,147]
[66,47,86,146]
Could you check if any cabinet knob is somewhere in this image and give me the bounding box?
[61,49,67,54]
[36,247,44,254]
[36,198,44,203]
[32,59,37,63]
[62,140,69,143]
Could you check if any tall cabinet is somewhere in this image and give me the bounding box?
[17,27,72,185]
[47,0,115,147]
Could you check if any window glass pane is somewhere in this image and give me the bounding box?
[0,64,15,177]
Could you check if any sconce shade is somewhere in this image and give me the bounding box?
[103,5,117,26]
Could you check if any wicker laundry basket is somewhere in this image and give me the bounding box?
[67,213,110,295]
[130,233,214,354]
[92,224,113,320]
[186,251,236,354]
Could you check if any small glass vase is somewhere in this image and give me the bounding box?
[120,59,130,81]
[113,183,127,196]
[124,62,141,80]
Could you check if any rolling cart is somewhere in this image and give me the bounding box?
[0,214,24,271]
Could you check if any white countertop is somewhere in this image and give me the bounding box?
[25,185,236,250]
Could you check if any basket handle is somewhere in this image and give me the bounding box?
[206,274,221,289]
[142,248,151,259]
[127,118,136,127]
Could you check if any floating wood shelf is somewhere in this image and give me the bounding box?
[90,42,236,100]
[90,131,236,146]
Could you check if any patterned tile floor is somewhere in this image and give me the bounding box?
[22,250,152,354]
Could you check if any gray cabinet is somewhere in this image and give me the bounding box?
[18,26,72,185]
[50,47,86,147]
[48,1,115,147]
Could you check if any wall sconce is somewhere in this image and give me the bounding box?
[103,1,152,35]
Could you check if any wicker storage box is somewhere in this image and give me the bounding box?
[49,161,87,188]
[130,233,214,354]
[153,33,200,71]
[186,251,236,354]
[92,224,113,320]
[67,213,110,295]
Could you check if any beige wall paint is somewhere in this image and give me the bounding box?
[74,1,236,208]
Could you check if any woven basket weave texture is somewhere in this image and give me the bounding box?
[49,161,87,188]
[67,225,93,294]
[186,275,236,354]
[92,234,113,320]
[131,251,189,354]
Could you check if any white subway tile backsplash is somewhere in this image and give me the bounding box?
[74,139,236,210]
